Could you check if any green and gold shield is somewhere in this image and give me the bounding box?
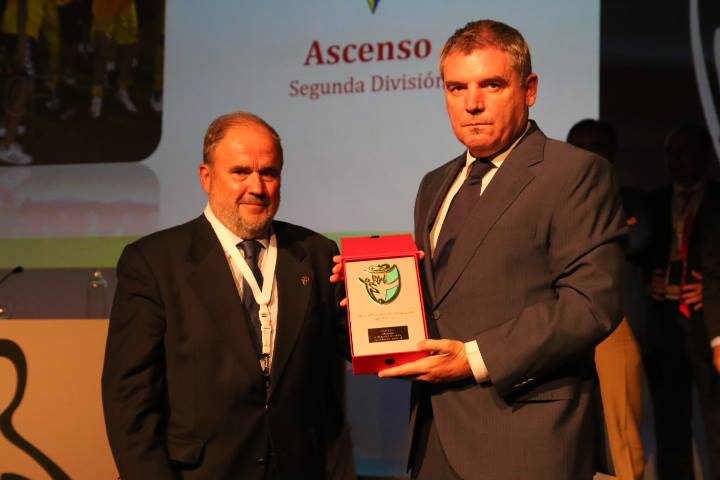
[358,263,401,304]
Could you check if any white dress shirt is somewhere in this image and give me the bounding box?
[204,205,280,366]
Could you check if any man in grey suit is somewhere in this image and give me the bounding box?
[377,19,626,479]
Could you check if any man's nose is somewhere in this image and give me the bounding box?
[464,86,484,113]
[247,172,266,195]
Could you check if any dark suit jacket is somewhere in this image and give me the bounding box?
[102,216,353,480]
[619,187,655,352]
[411,123,626,480]
[648,181,720,347]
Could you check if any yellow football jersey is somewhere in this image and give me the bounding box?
[2,0,45,38]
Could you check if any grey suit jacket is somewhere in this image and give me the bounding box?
[411,123,626,480]
[102,216,354,480]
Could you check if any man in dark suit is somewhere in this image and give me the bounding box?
[377,20,626,479]
[645,125,720,480]
[102,111,355,480]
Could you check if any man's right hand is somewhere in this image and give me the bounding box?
[650,268,667,301]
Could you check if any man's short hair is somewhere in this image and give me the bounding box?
[203,111,284,164]
[665,124,712,152]
[566,118,617,163]
[439,19,532,84]
[567,119,617,149]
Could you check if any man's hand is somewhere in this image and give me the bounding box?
[329,255,344,281]
[650,268,667,301]
[682,270,703,311]
[377,339,472,383]
[329,255,348,307]
[714,345,720,375]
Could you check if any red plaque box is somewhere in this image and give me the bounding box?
[341,234,429,374]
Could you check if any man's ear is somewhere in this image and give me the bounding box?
[525,74,538,107]
[199,163,211,193]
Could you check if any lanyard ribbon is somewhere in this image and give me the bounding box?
[216,228,277,357]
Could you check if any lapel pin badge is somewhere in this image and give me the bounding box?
[300,274,311,286]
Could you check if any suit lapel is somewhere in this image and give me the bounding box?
[419,155,465,303]
[434,126,545,305]
[269,230,311,396]
[185,217,263,375]
[423,154,466,237]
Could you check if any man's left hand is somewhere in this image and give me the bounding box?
[713,345,720,375]
[682,270,704,311]
[329,255,348,307]
[377,339,472,383]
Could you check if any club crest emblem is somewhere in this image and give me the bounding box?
[358,263,400,304]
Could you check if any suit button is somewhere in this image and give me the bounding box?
[265,402,270,410]
[432,310,440,320]
[257,457,266,465]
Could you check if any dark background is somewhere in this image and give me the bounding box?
[601,0,720,189]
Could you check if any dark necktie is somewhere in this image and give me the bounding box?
[238,240,264,351]
[433,159,495,291]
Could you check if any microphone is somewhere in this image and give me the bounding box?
[0,266,23,288]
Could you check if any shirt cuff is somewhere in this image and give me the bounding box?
[465,340,489,383]
[711,336,720,349]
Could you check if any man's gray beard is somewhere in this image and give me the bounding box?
[211,197,280,239]
[234,215,274,239]
[223,203,279,239]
